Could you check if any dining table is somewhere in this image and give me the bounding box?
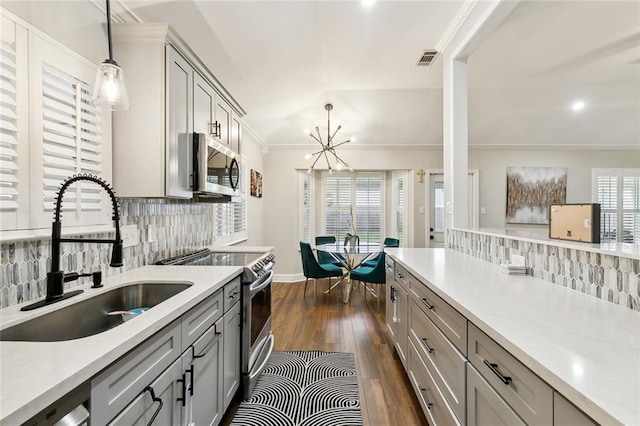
[314,242,383,304]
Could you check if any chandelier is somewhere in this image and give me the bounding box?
[305,103,354,173]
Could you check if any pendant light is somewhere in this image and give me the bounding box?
[92,0,129,111]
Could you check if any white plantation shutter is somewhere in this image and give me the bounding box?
[354,174,382,244]
[300,172,312,243]
[324,174,352,242]
[322,172,384,245]
[0,15,29,231]
[215,162,247,242]
[393,172,405,245]
[593,169,640,243]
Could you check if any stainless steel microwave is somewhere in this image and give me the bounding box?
[192,133,240,198]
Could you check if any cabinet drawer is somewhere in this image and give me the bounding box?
[91,320,181,425]
[466,363,525,426]
[468,323,552,426]
[108,358,183,425]
[410,280,467,355]
[395,264,411,290]
[408,339,462,426]
[223,276,242,313]
[182,288,223,351]
[553,392,597,426]
[409,299,466,424]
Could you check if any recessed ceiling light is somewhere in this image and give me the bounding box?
[361,0,375,7]
[571,101,586,111]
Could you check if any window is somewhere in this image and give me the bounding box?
[300,172,312,243]
[593,169,640,243]
[215,163,247,243]
[323,172,384,245]
[391,172,405,245]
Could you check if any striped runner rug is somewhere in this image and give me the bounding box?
[231,351,363,426]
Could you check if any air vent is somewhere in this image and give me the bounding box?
[417,50,438,66]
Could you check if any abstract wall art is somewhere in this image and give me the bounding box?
[250,169,263,198]
[506,167,567,224]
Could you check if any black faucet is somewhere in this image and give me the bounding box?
[21,174,123,311]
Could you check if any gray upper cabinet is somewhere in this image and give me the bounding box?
[111,23,244,198]
[193,72,216,136]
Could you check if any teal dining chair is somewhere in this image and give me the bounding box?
[350,251,386,311]
[300,242,344,304]
[363,237,399,268]
[315,235,346,267]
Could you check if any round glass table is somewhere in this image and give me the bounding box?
[315,242,382,303]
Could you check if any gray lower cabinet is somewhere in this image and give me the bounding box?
[553,392,598,426]
[223,301,241,410]
[91,277,242,426]
[108,358,183,425]
[467,363,525,426]
[183,317,224,426]
[385,257,408,368]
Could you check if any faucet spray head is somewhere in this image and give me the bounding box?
[110,240,123,267]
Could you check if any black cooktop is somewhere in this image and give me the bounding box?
[157,249,263,267]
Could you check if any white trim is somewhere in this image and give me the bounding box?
[274,273,305,283]
[469,144,640,151]
[435,0,479,54]
[242,122,269,154]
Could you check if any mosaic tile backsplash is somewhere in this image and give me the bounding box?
[447,229,640,311]
[0,199,215,308]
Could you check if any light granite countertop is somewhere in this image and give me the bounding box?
[385,248,640,426]
[0,265,243,425]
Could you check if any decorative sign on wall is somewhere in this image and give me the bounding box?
[506,167,567,224]
[250,169,263,198]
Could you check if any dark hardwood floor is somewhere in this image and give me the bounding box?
[223,280,428,426]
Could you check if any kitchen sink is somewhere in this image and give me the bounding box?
[0,282,192,342]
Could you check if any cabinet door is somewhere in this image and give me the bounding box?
[230,113,241,154]
[553,392,597,426]
[396,283,408,368]
[223,301,241,409]
[185,317,224,426]
[193,72,216,135]
[166,45,193,198]
[467,364,525,426]
[108,358,183,425]
[214,98,230,146]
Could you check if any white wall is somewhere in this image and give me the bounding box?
[263,147,443,280]
[3,1,107,64]
[469,149,640,229]
[236,130,265,247]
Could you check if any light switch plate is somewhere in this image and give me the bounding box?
[121,224,139,248]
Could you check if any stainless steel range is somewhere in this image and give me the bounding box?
[157,248,275,399]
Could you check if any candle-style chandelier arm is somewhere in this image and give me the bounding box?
[331,139,351,149]
[305,103,354,173]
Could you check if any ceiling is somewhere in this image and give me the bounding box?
[118,0,640,151]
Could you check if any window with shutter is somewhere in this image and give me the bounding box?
[0,14,28,231]
[300,172,312,243]
[30,34,109,229]
[215,161,247,243]
[322,172,384,245]
[593,169,640,243]
[392,172,405,245]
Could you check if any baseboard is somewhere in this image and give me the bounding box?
[274,273,305,283]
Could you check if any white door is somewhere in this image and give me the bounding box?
[429,174,446,247]
[428,171,478,248]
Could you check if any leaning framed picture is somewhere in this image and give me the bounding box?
[506,167,566,224]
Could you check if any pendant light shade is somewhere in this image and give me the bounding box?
[92,60,129,111]
[92,0,130,111]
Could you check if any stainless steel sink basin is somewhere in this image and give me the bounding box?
[0,282,191,342]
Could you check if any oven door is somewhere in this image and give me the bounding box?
[243,269,274,398]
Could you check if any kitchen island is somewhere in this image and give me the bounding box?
[0,265,243,425]
[385,248,639,426]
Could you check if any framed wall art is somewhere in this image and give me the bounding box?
[506,167,567,224]
[250,169,263,198]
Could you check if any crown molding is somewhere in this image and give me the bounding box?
[242,123,269,154]
[267,143,444,151]
[468,144,640,151]
[435,0,478,54]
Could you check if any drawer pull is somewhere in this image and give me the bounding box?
[177,373,187,406]
[418,387,434,409]
[483,359,512,385]
[144,386,163,426]
[192,327,222,359]
[397,272,404,279]
[420,337,434,353]
[420,297,435,310]
[228,290,239,299]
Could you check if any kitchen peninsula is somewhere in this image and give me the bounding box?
[385,247,639,426]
